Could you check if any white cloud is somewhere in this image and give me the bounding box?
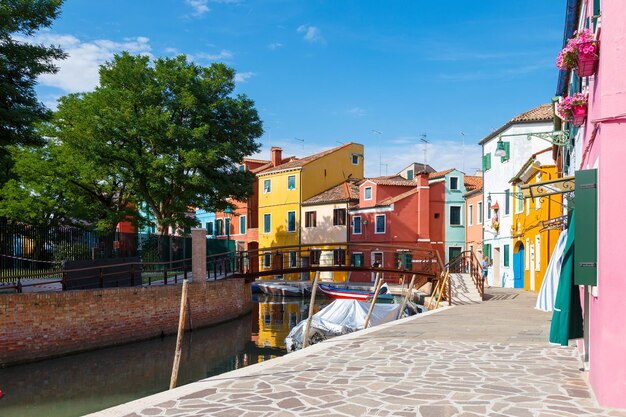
[297,25,323,43]
[186,0,210,16]
[364,139,482,178]
[164,47,179,55]
[234,71,255,82]
[19,32,152,93]
[192,49,234,61]
[347,107,366,117]
[268,42,283,50]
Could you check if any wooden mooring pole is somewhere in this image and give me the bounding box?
[303,271,320,348]
[363,272,383,329]
[397,274,417,319]
[169,279,189,389]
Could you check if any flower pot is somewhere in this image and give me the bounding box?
[572,105,587,127]
[576,53,598,77]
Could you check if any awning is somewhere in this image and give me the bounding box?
[549,210,583,346]
[521,176,575,198]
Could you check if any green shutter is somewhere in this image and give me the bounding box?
[404,253,412,270]
[503,245,510,267]
[574,169,598,285]
[483,153,492,170]
[484,244,491,259]
[501,141,510,162]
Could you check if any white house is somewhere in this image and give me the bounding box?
[479,104,554,287]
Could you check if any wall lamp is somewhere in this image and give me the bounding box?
[487,191,525,202]
[495,131,569,147]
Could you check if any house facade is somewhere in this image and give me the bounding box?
[429,169,468,263]
[300,180,359,282]
[479,104,554,287]
[348,173,431,283]
[256,143,364,280]
[510,149,562,291]
[464,176,483,262]
[554,0,626,407]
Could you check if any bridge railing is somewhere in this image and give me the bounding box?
[210,242,444,283]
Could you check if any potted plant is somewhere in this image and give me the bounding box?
[556,29,600,77]
[491,219,499,233]
[574,29,599,77]
[556,93,588,127]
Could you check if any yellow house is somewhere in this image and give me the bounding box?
[510,149,562,293]
[257,143,364,280]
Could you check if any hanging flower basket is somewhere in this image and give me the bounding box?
[556,93,588,127]
[572,105,588,126]
[556,29,600,77]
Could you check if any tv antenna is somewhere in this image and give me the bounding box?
[372,130,383,176]
[420,134,429,166]
[294,137,304,153]
[460,131,466,173]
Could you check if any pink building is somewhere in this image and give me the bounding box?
[464,176,483,261]
[556,0,626,407]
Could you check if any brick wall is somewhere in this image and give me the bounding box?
[0,279,252,366]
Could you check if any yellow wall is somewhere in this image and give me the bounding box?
[257,143,364,281]
[512,166,562,293]
[301,143,364,201]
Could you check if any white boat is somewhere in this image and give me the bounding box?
[284,299,401,352]
[256,282,305,297]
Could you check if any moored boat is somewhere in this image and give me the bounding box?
[256,282,306,297]
[318,283,389,301]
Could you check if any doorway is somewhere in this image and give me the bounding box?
[371,251,383,282]
[513,242,524,288]
[529,244,536,291]
[493,247,501,287]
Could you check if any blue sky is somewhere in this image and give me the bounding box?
[32,0,566,177]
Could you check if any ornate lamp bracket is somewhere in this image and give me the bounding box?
[527,131,569,146]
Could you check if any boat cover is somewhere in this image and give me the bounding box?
[285,299,400,352]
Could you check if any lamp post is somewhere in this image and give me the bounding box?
[224,206,234,271]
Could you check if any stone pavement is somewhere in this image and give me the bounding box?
[88,288,626,417]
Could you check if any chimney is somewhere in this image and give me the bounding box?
[416,172,430,243]
[271,147,283,167]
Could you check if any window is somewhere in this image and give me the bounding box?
[535,235,541,271]
[526,198,530,215]
[468,205,474,226]
[263,253,271,268]
[351,252,364,267]
[478,202,483,224]
[352,154,359,165]
[239,164,245,172]
[239,215,246,235]
[482,153,492,171]
[289,251,297,268]
[305,211,316,228]
[287,211,296,232]
[375,214,386,234]
[525,238,530,269]
[263,179,271,193]
[516,186,524,213]
[333,208,347,226]
[263,213,271,233]
[504,189,510,215]
[216,219,223,235]
[487,202,491,220]
[396,251,412,270]
[450,176,459,190]
[406,169,414,180]
[206,221,214,236]
[309,249,321,265]
[503,244,510,267]
[500,141,511,162]
[449,206,462,226]
[333,249,345,265]
[287,175,296,190]
[225,218,231,236]
[364,186,372,200]
[352,216,362,234]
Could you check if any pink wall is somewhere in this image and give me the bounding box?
[579,0,626,407]
[465,191,483,259]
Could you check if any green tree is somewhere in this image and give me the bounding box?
[0,0,66,190]
[53,53,263,234]
[0,0,66,143]
[0,141,136,232]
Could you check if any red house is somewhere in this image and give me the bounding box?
[348,173,433,282]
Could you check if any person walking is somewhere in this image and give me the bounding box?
[482,257,490,288]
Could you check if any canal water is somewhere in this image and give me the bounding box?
[0,295,331,417]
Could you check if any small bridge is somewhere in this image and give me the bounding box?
[209,242,444,285]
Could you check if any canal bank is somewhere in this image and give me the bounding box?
[88,288,626,417]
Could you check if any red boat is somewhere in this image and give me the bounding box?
[318,283,389,301]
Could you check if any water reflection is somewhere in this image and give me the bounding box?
[0,295,329,417]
